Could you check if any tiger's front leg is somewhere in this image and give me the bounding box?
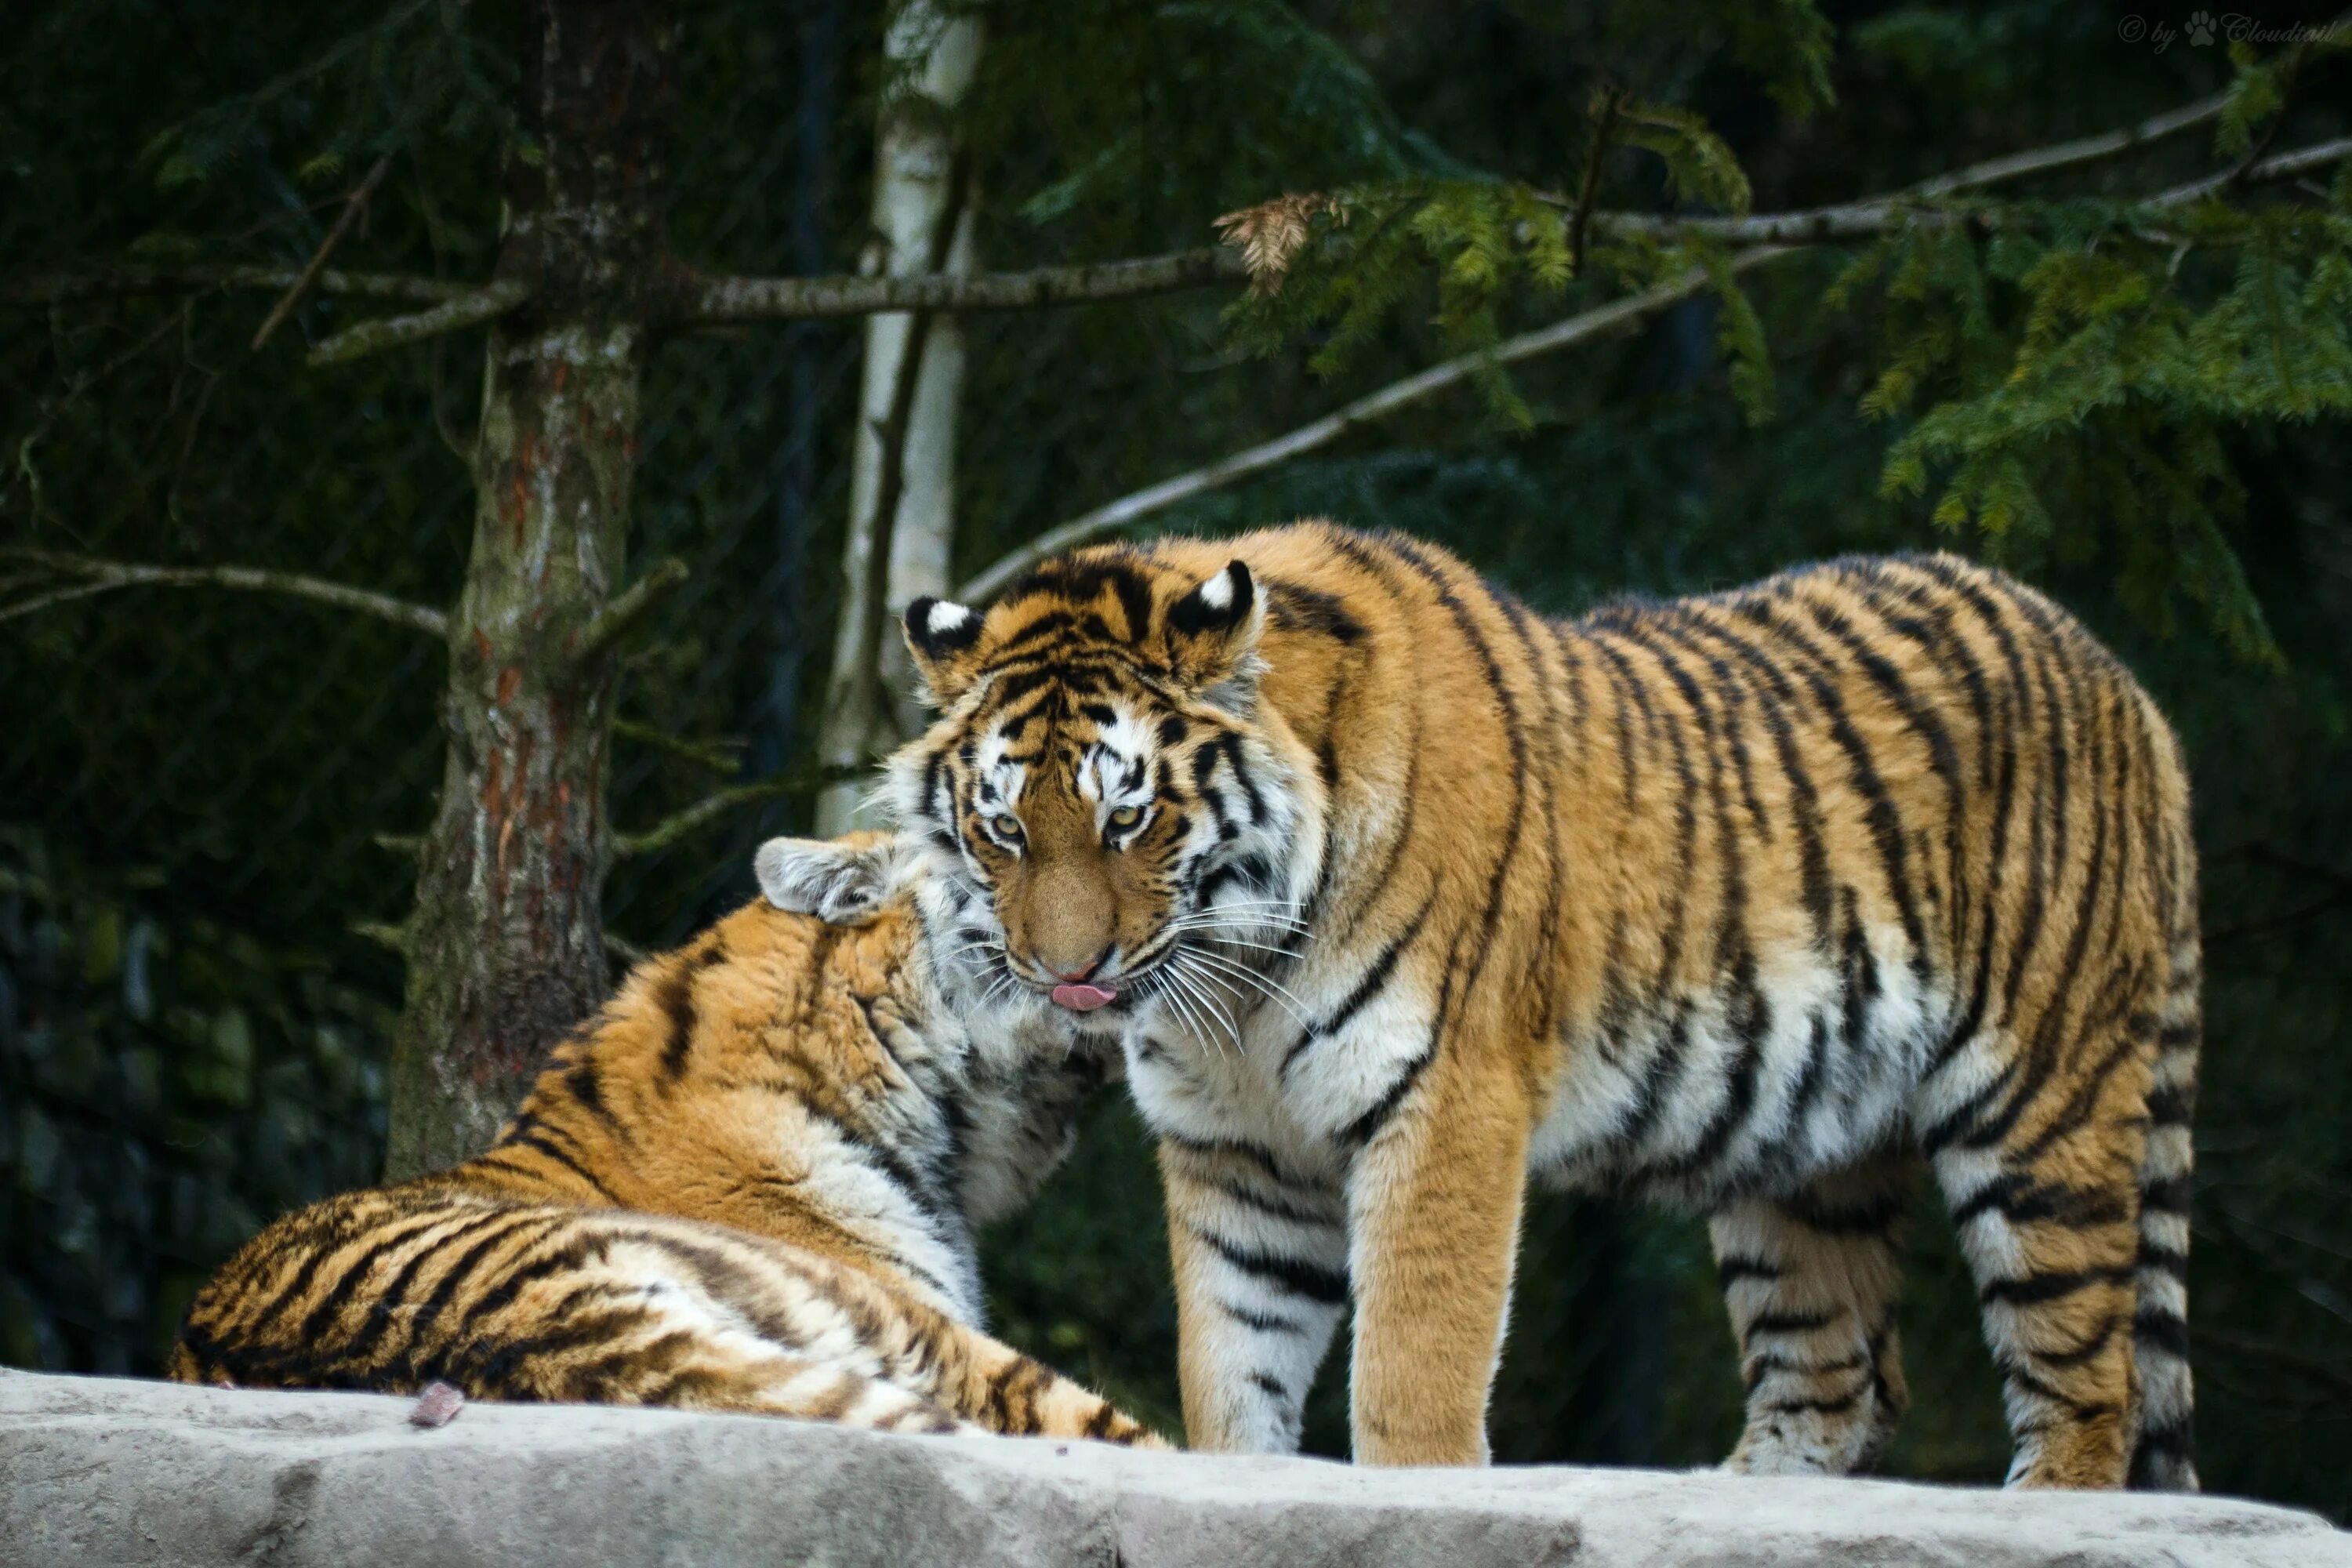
[1344,1040,1532,1466]
[1162,1135,1350,1453]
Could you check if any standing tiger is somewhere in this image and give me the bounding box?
[170,834,1159,1446]
[886,523,2199,1489]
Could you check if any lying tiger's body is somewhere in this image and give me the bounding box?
[171,837,1156,1446]
[889,524,2199,1487]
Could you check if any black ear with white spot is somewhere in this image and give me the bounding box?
[1167,561,1265,700]
[902,596,985,706]
[1169,561,1254,638]
[754,835,900,924]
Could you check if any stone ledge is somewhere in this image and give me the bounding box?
[2,1370,2344,1567]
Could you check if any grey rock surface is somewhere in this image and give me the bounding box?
[2,1369,2345,1567]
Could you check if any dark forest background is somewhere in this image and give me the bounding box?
[5,0,2350,1519]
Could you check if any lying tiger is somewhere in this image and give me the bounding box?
[170,834,1159,1445]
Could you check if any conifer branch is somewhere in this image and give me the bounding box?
[306,278,532,366]
[608,764,882,860]
[612,781,800,860]
[956,248,1796,604]
[0,547,449,637]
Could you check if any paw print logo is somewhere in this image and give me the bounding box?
[2187,9,2216,45]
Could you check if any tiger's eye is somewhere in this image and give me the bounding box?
[1109,804,1143,830]
[988,813,1024,840]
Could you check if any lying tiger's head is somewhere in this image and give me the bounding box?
[884,546,1317,1024]
[750,831,1111,1232]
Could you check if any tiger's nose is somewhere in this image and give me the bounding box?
[1044,949,1110,984]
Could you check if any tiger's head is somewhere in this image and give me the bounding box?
[884,546,1321,1026]
[751,829,1112,1231]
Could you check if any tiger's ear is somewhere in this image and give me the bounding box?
[1167,561,1265,706]
[902,596,985,706]
[754,833,904,924]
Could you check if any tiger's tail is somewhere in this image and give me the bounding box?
[2129,765,2199,1492]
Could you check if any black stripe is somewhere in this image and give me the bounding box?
[503,1117,620,1200]
[1764,1389,1864,1417]
[1161,1131,1309,1193]
[1204,1172,1344,1229]
[1281,887,1437,1080]
[2036,1311,2125,1368]
[1784,1014,1832,1140]
[1744,1349,1868,1395]
[325,1207,528,1368]
[1784,1190,1907,1235]
[1916,1058,2018,1153]
[1744,1309,1834,1336]
[387,1216,552,1378]
[1336,937,1456,1149]
[1737,597,1931,976]
[1613,1000,1694,1154]
[1263,578,1367,644]
[1672,614,1836,960]
[654,944,725,1080]
[1497,591,1570,1040]
[1715,1254,1780,1287]
[1192,1227,1349,1305]
[233,1207,374,1342]
[1948,1174,2129,1230]
[1384,535,1530,1018]
[1977,1262,2136,1307]
[1221,1300,1310,1335]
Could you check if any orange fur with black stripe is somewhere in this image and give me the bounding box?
[170,835,1158,1446]
[888,524,2199,1487]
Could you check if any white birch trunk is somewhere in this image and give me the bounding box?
[814,2,979,834]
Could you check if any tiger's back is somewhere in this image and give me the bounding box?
[885,526,2198,1486]
[170,840,1154,1445]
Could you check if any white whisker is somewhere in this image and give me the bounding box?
[1167,950,1247,1051]
[1182,945,1311,1028]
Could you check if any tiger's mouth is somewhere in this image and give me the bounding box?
[1049,982,1120,1012]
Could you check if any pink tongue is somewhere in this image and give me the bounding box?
[1051,982,1119,1012]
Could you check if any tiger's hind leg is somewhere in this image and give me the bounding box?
[1710,1151,1913,1476]
[1923,1019,2150,1489]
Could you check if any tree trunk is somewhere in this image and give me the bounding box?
[386,0,675,1179]
[815,2,980,834]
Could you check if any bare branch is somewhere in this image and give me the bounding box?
[306,278,532,366]
[1907,85,2234,198]
[3,266,469,310]
[251,152,397,350]
[1586,132,2352,249]
[572,557,690,664]
[2150,136,2352,209]
[956,249,1796,604]
[670,246,1247,327]
[1,547,448,637]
